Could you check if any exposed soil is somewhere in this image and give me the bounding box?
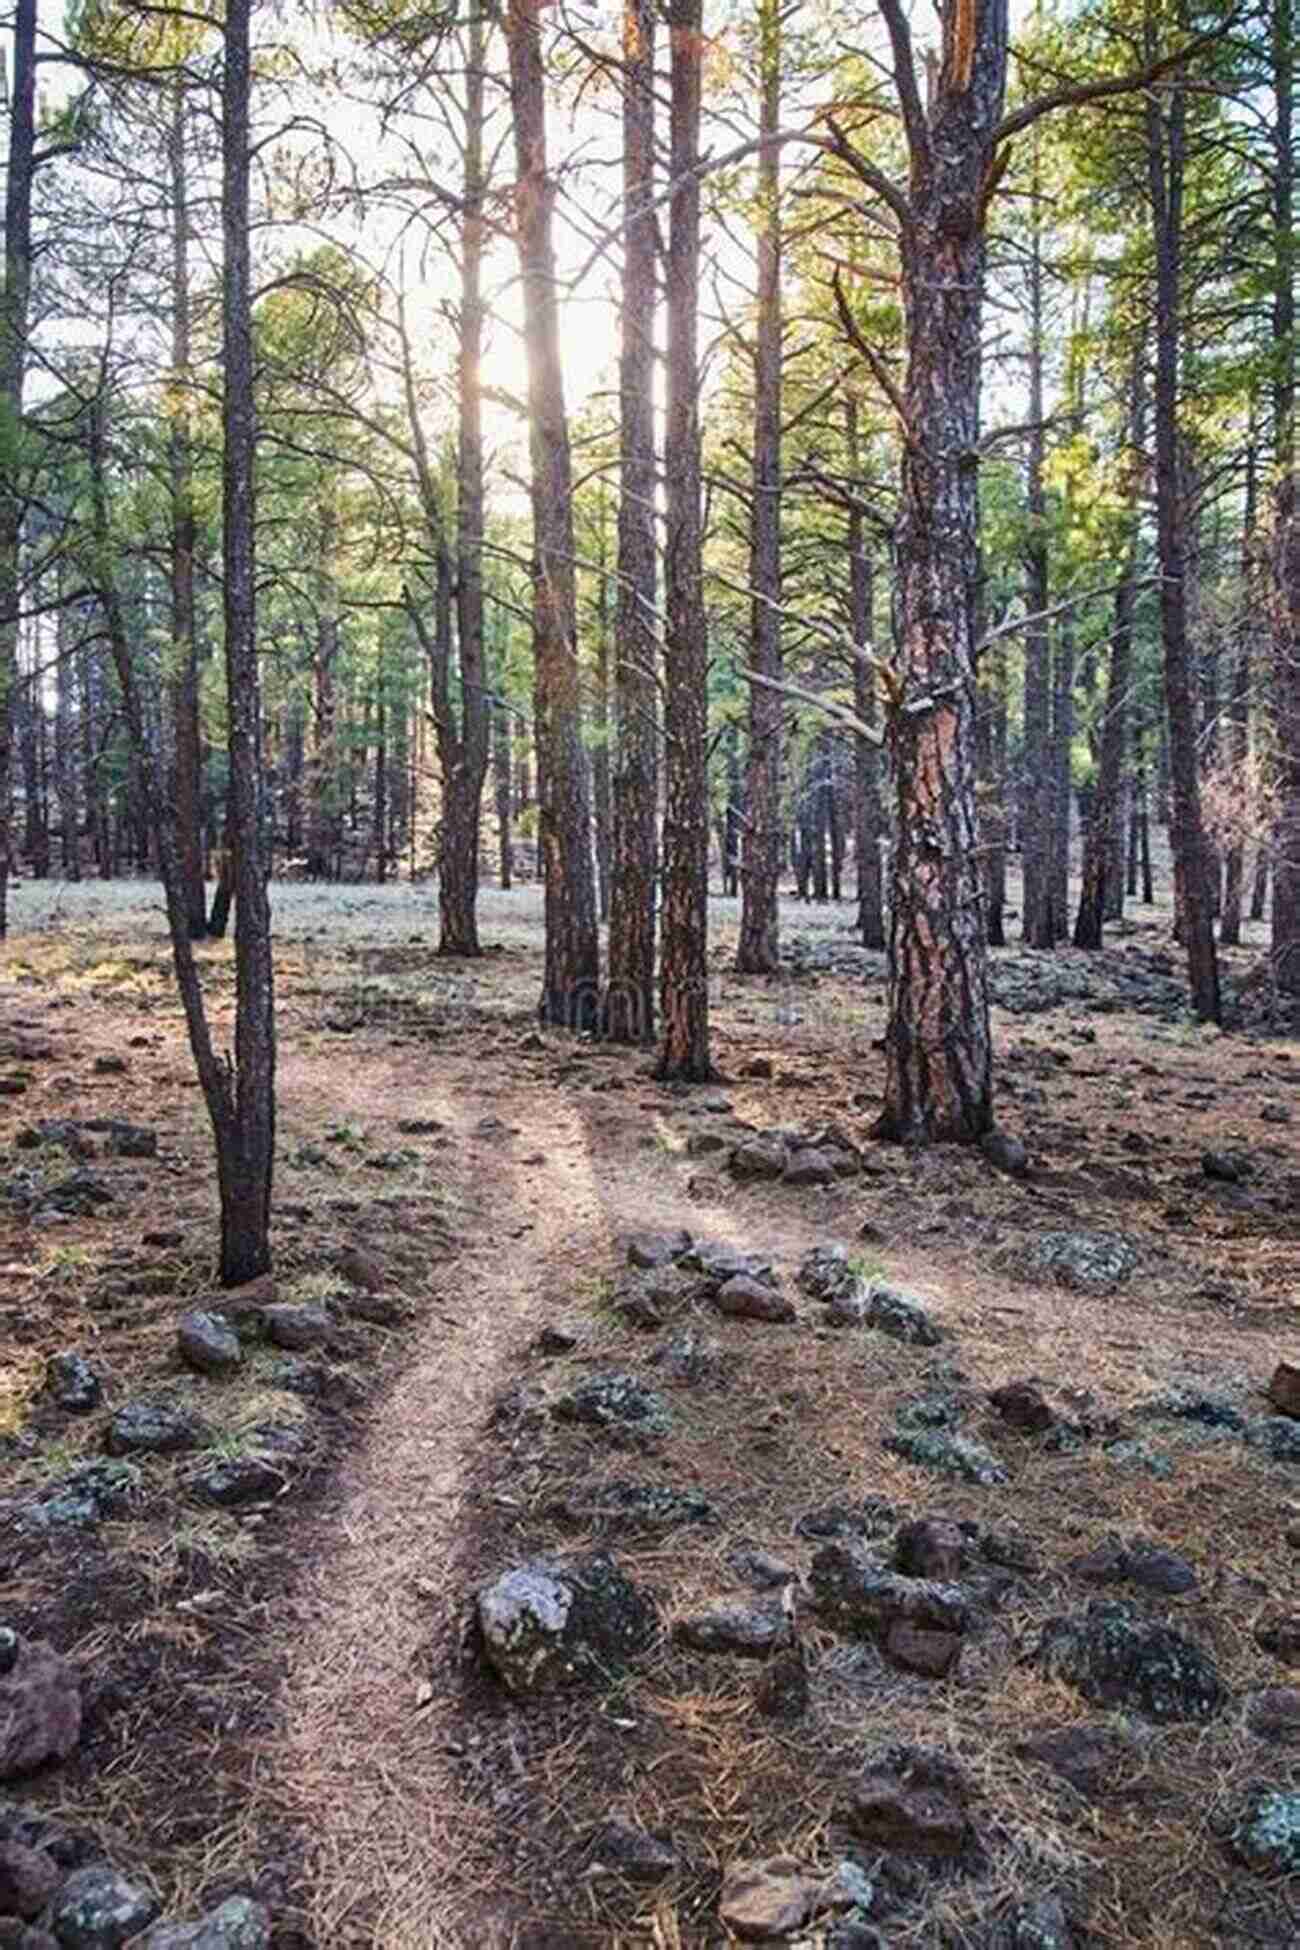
[2,879,1299,1948]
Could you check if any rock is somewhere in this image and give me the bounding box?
[1137,1386,1245,1432]
[730,1548,799,1591]
[130,1898,270,1950]
[885,1621,962,1677]
[673,1603,791,1656]
[1020,1230,1140,1294]
[656,1329,729,1386]
[1231,1787,1300,1873]
[334,1245,384,1290]
[45,1174,113,1218]
[981,1131,1029,1177]
[176,1311,242,1377]
[341,1293,408,1329]
[625,1230,690,1270]
[1069,1537,1128,1584]
[894,1518,972,1580]
[0,1918,57,1949]
[728,1140,788,1181]
[755,1646,809,1720]
[981,1525,1040,1574]
[810,1542,968,1638]
[784,1148,836,1186]
[862,1283,943,1346]
[1123,1540,1198,1595]
[548,1482,718,1533]
[0,1839,59,1917]
[797,1247,856,1303]
[680,1240,778,1290]
[1103,1436,1176,1478]
[0,1636,81,1779]
[552,1372,671,1442]
[43,1865,160,1948]
[105,1396,212,1457]
[192,1455,288,1508]
[718,1857,818,1941]
[92,1055,125,1074]
[1247,1688,1300,1742]
[714,1277,795,1324]
[1255,1614,1300,1664]
[1203,1149,1250,1183]
[477,1554,657,1694]
[263,1304,333,1352]
[1245,1416,1300,1463]
[743,1056,774,1079]
[825,1927,883,1950]
[884,1427,1008,1486]
[1015,1723,1138,1798]
[43,1354,100,1414]
[586,1821,677,1883]
[1267,1361,1300,1419]
[531,1324,583,1357]
[989,1381,1053,1434]
[1033,1601,1224,1722]
[20,1463,134,1532]
[101,1122,156,1160]
[840,1748,972,1858]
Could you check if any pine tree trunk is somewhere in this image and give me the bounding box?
[1075,539,1136,946]
[506,0,599,1027]
[169,77,207,938]
[1272,0,1300,991]
[1221,438,1258,948]
[0,0,35,937]
[1021,151,1054,948]
[1146,61,1220,1021]
[602,0,658,1040]
[736,0,783,974]
[656,0,712,1080]
[873,0,999,1143]
[848,404,885,949]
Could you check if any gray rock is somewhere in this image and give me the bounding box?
[44,1865,159,1948]
[984,1895,1077,1950]
[43,1354,101,1414]
[20,1463,135,1532]
[797,1247,857,1304]
[810,1542,968,1638]
[884,1426,1008,1486]
[478,1554,657,1694]
[1020,1230,1140,1294]
[0,1838,59,1917]
[101,1122,156,1160]
[1245,1687,1300,1742]
[1203,1149,1250,1184]
[530,1323,583,1357]
[1032,1600,1224,1723]
[783,1148,836,1186]
[192,1455,288,1508]
[105,1397,212,1457]
[673,1602,792,1656]
[0,1636,81,1780]
[263,1304,333,1352]
[1137,1386,1246,1432]
[728,1140,788,1181]
[894,1518,972,1581]
[1231,1788,1300,1873]
[862,1283,943,1346]
[1123,1539,1198,1595]
[131,1897,270,1950]
[840,1747,972,1858]
[587,1821,677,1883]
[989,1380,1053,1434]
[680,1240,778,1290]
[981,1131,1029,1178]
[625,1229,690,1270]
[656,1330,729,1387]
[714,1277,795,1324]
[0,1922,58,1950]
[553,1372,671,1442]
[1102,1437,1176,1478]
[719,1857,819,1941]
[44,1174,113,1218]
[796,1500,896,1543]
[730,1548,799,1590]
[755,1646,809,1720]
[176,1311,242,1378]
[1267,1361,1300,1418]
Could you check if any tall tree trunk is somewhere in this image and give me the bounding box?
[1049,617,1074,932]
[505,0,599,1026]
[1146,47,1220,1021]
[872,0,999,1142]
[1221,433,1258,947]
[306,498,339,881]
[494,610,514,889]
[592,481,613,924]
[848,404,885,949]
[169,77,207,938]
[55,569,78,876]
[657,0,712,1080]
[1272,0,1300,991]
[1021,143,1054,947]
[0,0,35,936]
[736,0,783,973]
[1074,539,1136,946]
[602,0,658,1040]
[217,0,275,1281]
[723,721,741,896]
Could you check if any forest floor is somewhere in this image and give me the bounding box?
[2,875,1299,1950]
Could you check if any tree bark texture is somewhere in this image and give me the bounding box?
[506,0,600,1027]
[0,0,35,938]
